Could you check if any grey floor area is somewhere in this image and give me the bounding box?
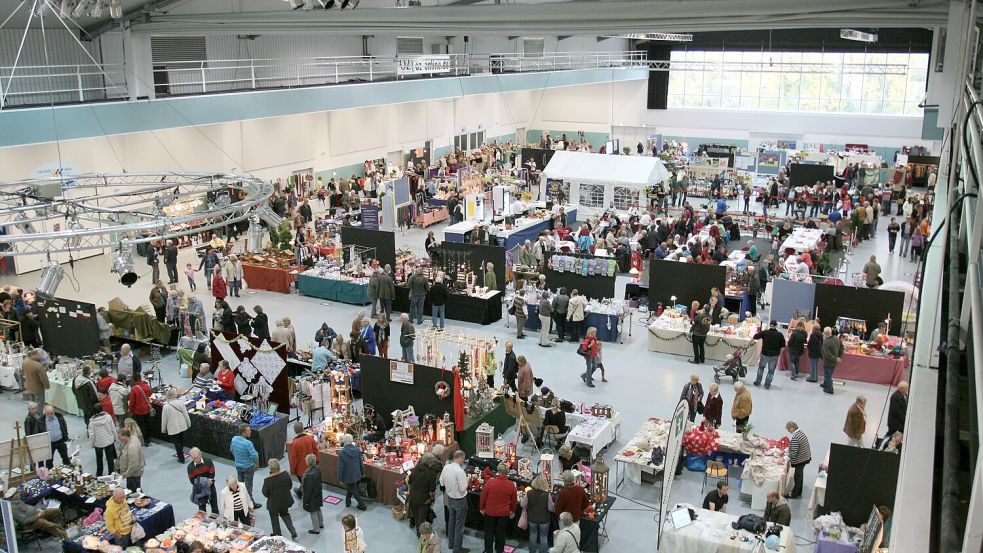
[0,197,920,552]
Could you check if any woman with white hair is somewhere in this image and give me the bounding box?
[220,474,254,524]
[161,388,191,463]
[301,453,324,534]
[261,458,298,539]
[549,511,581,553]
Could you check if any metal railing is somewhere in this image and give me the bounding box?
[0,51,647,108]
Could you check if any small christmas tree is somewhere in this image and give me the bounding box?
[458,351,469,378]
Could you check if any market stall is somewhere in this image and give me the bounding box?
[444,203,578,250]
[541,151,670,217]
[417,205,449,227]
[297,271,371,304]
[516,290,628,343]
[659,507,797,553]
[106,301,175,347]
[239,259,303,294]
[614,418,669,488]
[780,227,826,254]
[647,309,761,364]
[777,322,908,386]
[566,412,623,459]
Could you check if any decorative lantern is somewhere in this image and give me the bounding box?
[517,458,533,480]
[590,404,613,418]
[439,412,454,445]
[589,456,610,505]
[506,441,517,468]
[494,435,506,460]
[539,452,554,486]
[476,422,495,458]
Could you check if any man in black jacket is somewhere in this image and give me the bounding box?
[886,381,909,437]
[551,288,569,343]
[164,239,179,284]
[502,341,518,392]
[429,273,448,330]
[753,320,786,389]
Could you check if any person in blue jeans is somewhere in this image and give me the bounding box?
[407,268,429,325]
[786,321,808,380]
[230,424,262,508]
[399,313,415,363]
[752,320,786,389]
[429,272,448,330]
[806,325,824,382]
[520,475,553,553]
[820,327,844,394]
[337,434,367,510]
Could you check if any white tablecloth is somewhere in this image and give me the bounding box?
[780,228,825,253]
[647,325,761,365]
[0,365,16,388]
[565,413,623,458]
[614,418,670,486]
[659,507,797,553]
[739,455,789,511]
[47,377,82,416]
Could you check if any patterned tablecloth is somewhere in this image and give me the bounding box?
[566,413,623,458]
[614,418,671,485]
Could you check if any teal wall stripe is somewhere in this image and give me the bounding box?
[0,69,647,148]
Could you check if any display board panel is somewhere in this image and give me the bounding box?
[789,163,835,187]
[360,355,455,427]
[340,226,397,269]
[824,443,899,527]
[35,297,99,358]
[544,252,617,300]
[438,242,506,292]
[813,283,905,335]
[770,279,817,324]
[647,261,726,310]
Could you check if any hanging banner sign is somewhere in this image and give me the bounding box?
[657,399,690,550]
[396,55,452,75]
[360,205,380,230]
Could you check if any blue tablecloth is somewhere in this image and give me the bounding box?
[62,500,175,553]
[426,198,448,207]
[297,274,371,305]
[518,304,619,342]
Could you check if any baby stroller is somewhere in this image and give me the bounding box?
[713,347,749,383]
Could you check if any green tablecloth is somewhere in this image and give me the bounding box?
[106,309,172,345]
[296,274,371,305]
[458,400,512,455]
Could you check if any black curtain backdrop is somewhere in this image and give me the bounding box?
[789,164,835,187]
[209,331,290,414]
[520,148,556,170]
[648,261,726,310]
[813,284,905,335]
[646,44,672,110]
[341,226,397,269]
[439,242,507,292]
[35,297,100,358]
[359,354,456,427]
[823,443,900,526]
[544,252,617,300]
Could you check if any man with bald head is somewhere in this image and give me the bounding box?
[887,381,909,438]
[105,487,134,547]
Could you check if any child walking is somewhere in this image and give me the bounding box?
[185,263,200,291]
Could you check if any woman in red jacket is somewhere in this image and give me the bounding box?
[212,272,228,301]
[215,361,235,400]
[579,327,600,387]
[127,372,153,446]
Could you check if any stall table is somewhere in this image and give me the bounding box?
[444,206,577,250]
[780,228,825,254]
[393,286,502,325]
[659,507,797,553]
[241,263,303,294]
[47,377,83,416]
[318,448,402,506]
[296,274,371,305]
[147,409,288,466]
[61,499,175,553]
[647,325,761,365]
[777,349,906,386]
[522,305,622,343]
[417,207,449,227]
[614,418,669,489]
[566,414,623,458]
[106,309,174,346]
[457,400,512,454]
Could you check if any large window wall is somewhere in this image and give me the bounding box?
[666,50,928,115]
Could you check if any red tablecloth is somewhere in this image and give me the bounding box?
[777,349,906,386]
[241,263,302,294]
[417,207,449,227]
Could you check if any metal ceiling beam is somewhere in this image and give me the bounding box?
[128,0,951,35]
[83,0,185,39]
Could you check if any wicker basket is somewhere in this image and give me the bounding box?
[392,505,407,521]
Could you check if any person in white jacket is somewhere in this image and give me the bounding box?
[108,379,130,428]
[224,254,244,298]
[161,389,191,463]
[566,290,587,343]
[549,511,581,553]
[88,406,117,477]
[220,475,255,525]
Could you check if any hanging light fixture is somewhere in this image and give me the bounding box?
[13,213,36,235]
[111,239,138,286]
[36,260,65,300]
[89,0,103,17]
[60,0,75,17]
[66,220,84,249]
[246,215,266,253]
[109,0,122,19]
[72,0,90,18]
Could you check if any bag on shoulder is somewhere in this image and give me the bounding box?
[576,340,590,358]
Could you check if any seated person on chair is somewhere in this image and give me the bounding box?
[702,481,729,512]
[363,406,387,442]
[539,399,568,444]
[557,444,584,472]
[6,487,67,539]
[764,490,792,526]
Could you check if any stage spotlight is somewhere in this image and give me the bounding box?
[36,260,65,300]
[89,0,103,17]
[72,0,89,17]
[13,213,37,235]
[111,240,138,286]
[66,220,84,249]
[325,0,335,8]
[246,215,266,254]
[109,0,122,19]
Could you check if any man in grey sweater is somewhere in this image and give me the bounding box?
[551,288,570,343]
[408,268,429,325]
[538,291,553,347]
[820,327,844,395]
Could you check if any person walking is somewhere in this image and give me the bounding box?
[806,323,823,383]
[231,424,262,508]
[753,320,786,389]
[417,522,442,553]
[301,454,324,534]
[566,290,587,343]
[261,458,299,539]
[579,327,600,388]
[289,422,319,493]
[408,268,429,325]
[512,291,528,339]
[108,377,130,428]
[225,254,244,298]
[844,396,868,447]
[886,381,909,439]
[407,453,440,534]
[42,405,71,469]
[680,373,705,423]
[899,217,913,258]
[501,341,518,393]
[161,388,192,463]
[22,349,48,408]
[887,217,901,254]
[552,288,569,343]
[786,321,808,381]
[399,313,415,363]
[429,272,448,330]
[379,266,395,320]
[220,475,255,525]
[367,269,381,318]
[785,421,812,498]
[731,381,752,432]
[337,434,367,510]
[820,327,844,395]
[127,372,152,443]
[117,428,145,491]
[439,450,469,553]
[373,315,390,359]
[537,291,553,347]
[88,406,117,476]
[147,243,161,284]
[517,355,534,402]
[521,475,554,553]
[689,306,710,365]
[342,514,367,553]
[164,239,179,284]
[479,462,517,553]
[187,447,220,514]
[703,383,723,427]
[251,306,270,341]
[199,248,220,289]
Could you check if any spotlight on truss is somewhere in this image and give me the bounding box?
[111,240,138,287]
[246,215,266,254]
[90,0,103,17]
[109,0,122,19]
[36,260,65,300]
[72,0,90,18]
[13,213,36,235]
[66,220,84,249]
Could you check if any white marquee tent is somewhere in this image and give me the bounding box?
[541,151,671,214]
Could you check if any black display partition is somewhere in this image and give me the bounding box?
[813,284,905,335]
[648,261,726,310]
[544,252,617,300]
[438,242,507,292]
[520,148,556,171]
[823,444,900,527]
[340,226,397,269]
[359,355,456,427]
[789,163,835,187]
[35,297,100,358]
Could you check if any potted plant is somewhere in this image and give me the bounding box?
[621,146,632,156]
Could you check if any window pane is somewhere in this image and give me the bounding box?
[740,96,760,110]
[800,73,821,99]
[800,98,819,111]
[780,97,799,110]
[885,75,907,102]
[613,187,635,210]
[723,72,741,96]
[741,71,761,97]
[863,74,885,101]
[840,99,861,113]
[721,95,740,109]
[668,95,685,108]
[684,94,703,108]
[702,95,722,108]
[862,100,882,114]
[579,183,604,208]
[759,96,779,110]
[760,73,781,97]
[668,70,685,94]
[704,71,722,96]
[781,52,802,63]
[842,74,863,100]
[782,73,801,98]
[882,102,904,114]
[685,71,704,96]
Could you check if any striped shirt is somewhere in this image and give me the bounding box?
[788,430,812,465]
[231,488,245,511]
